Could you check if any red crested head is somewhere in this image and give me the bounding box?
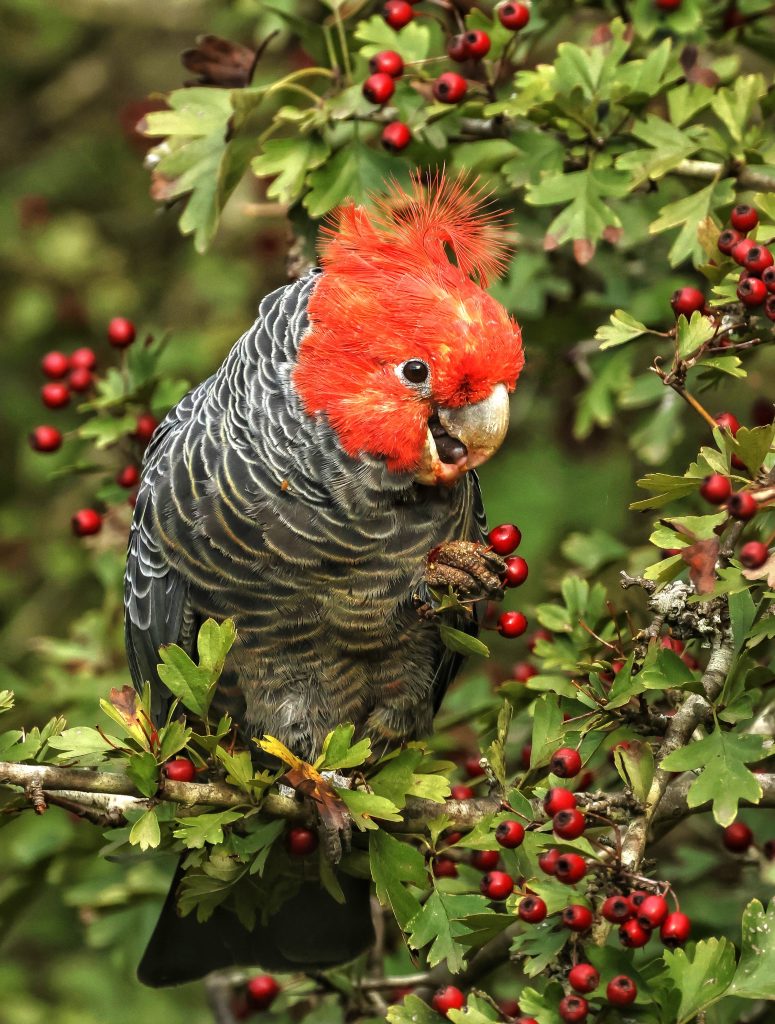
[293,173,524,484]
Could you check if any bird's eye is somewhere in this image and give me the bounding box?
[400,359,430,385]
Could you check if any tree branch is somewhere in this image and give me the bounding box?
[653,772,775,838]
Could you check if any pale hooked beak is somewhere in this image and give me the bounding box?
[415,383,511,486]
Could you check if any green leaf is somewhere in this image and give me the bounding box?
[662,937,736,1023]
[439,625,490,658]
[530,695,565,769]
[197,618,237,676]
[172,809,244,849]
[730,424,775,475]
[157,618,236,719]
[336,787,403,829]
[630,471,697,511]
[304,144,404,220]
[157,719,192,762]
[616,114,700,185]
[729,898,775,999]
[77,414,137,450]
[595,308,650,349]
[649,179,736,267]
[613,738,654,803]
[369,829,427,930]
[231,818,285,875]
[251,136,330,205]
[214,747,256,792]
[406,890,489,972]
[676,311,715,359]
[561,530,628,572]
[369,748,447,809]
[711,74,767,144]
[527,167,630,247]
[486,700,513,789]
[386,995,443,1024]
[511,921,568,977]
[144,88,233,137]
[126,751,160,799]
[317,723,372,771]
[46,726,113,766]
[129,808,161,851]
[354,14,438,63]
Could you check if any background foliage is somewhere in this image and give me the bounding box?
[1,0,774,1022]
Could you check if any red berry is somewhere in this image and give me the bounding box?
[555,853,587,885]
[601,894,632,923]
[766,295,775,321]
[637,894,669,928]
[246,975,280,1010]
[729,491,758,520]
[730,203,758,233]
[447,34,470,62]
[606,975,637,1006]
[512,662,537,682]
[544,787,576,816]
[41,351,70,379]
[498,1,531,29]
[660,911,691,947]
[503,556,529,587]
[463,754,482,778]
[433,72,467,104]
[558,995,588,1023]
[134,412,158,445]
[286,825,318,856]
[471,849,500,871]
[628,890,648,912]
[363,72,395,105]
[655,0,682,9]
[763,266,775,292]
[451,783,474,800]
[714,411,741,435]
[382,0,414,29]
[488,523,522,555]
[71,509,102,537]
[670,286,705,317]
[464,30,491,58]
[369,50,403,77]
[518,894,547,923]
[432,986,465,1017]
[164,757,196,782]
[743,245,774,274]
[29,425,63,453]
[495,820,525,848]
[738,277,767,306]
[723,820,753,852]
[70,346,97,370]
[498,1001,521,1018]
[433,856,458,878]
[718,228,743,255]
[538,847,561,875]
[550,747,582,779]
[68,367,93,392]
[498,611,528,638]
[381,121,411,152]
[41,382,70,409]
[553,808,586,839]
[516,1018,538,1024]
[561,904,593,932]
[108,317,136,347]
[731,237,757,265]
[740,541,769,569]
[568,964,599,994]
[480,870,514,900]
[661,635,684,654]
[443,830,463,846]
[117,465,140,488]
[700,474,732,505]
[619,918,651,948]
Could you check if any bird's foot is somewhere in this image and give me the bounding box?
[280,766,352,863]
[422,540,506,609]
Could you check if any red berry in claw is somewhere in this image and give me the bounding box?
[108,317,136,347]
[553,808,586,839]
[451,783,474,800]
[433,72,467,104]
[498,1,531,29]
[382,0,414,29]
[550,747,582,778]
[498,611,528,638]
[544,787,576,816]
[447,34,470,62]
[714,412,741,435]
[286,825,318,856]
[637,894,669,928]
[432,986,465,1017]
[512,662,537,682]
[70,346,97,370]
[71,509,102,537]
[472,849,500,871]
[700,474,732,505]
[718,228,743,255]
[381,121,411,152]
[464,30,491,58]
[518,894,547,923]
[670,287,705,317]
[731,203,758,232]
[135,412,159,445]
[363,72,395,104]
[246,975,280,1011]
[480,870,514,900]
[740,541,769,569]
[738,277,767,306]
[488,523,522,554]
[660,911,691,947]
[503,556,529,587]
[555,853,587,884]
[729,492,758,520]
[29,425,63,453]
[743,246,774,274]
[68,367,93,392]
[538,847,561,875]
[164,757,196,782]
[601,894,632,923]
[561,904,593,932]
[42,382,70,408]
[619,918,651,948]
[723,820,753,852]
[559,995,588,1023]
[117,465,140,488]
[41,351,70,379]
[495,819,525,848]
[568,964,599,994]
[607,975,637,1006]
[369,50,403,77]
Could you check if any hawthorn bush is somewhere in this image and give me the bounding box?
[2,1,775,1023]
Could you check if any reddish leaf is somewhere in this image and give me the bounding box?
[680,538,720,594]
[574,239,596,265]
[181,35,258,88]
[109,685,140,725]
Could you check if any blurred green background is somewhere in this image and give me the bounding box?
[1,1,772,1021]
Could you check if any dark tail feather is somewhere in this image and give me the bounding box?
[138,862,375,987]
